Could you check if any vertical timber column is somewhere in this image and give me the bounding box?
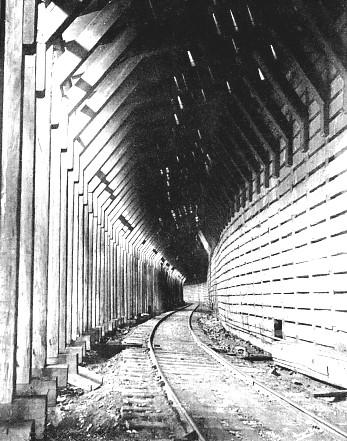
[17,54,35,385]
[92,214,98,328]
[32,44,53,373]
[113,241,117,321]
[66,172,75,344]
[0,0,23,403]
[87,209,94,329]
[77,194,84,337]
[109,232,115,325]
[47,76,65,359]
[116,243,121,319]
[71,184,79,340]
[82,202,89,333]
[96,221,102,326]
[104,228,109,327]
[59,153,68,352]
[99,224,106,327]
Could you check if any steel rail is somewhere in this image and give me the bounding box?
[148,304,207,441]
[189,303,347,441]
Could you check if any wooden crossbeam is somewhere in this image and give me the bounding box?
[66,28,138,113]
[228,93,278,179]
[78,82,138,147]
[225,110,268,168]
[253,50,309,151]
[56,0,131,85]
[222,127,260,174]
[216,136,253,183]
[241,76,293,159]
[266,27,330,136]
[292,0,347,112]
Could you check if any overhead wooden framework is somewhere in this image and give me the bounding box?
[2,3,347,430]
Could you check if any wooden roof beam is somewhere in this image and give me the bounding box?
[252,50,309,152]
[77,81,139,147]
[228,92,279,178]
[55,0,131,85]
[225,110,268,167]
[265,27,330,137]
[82,124,134,196]
[292,0,347,112]
[241,76,293,162]
[65,28,138,114]
[80,106,135,171]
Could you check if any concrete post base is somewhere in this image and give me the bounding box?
[47,352,78,375]
[65,346,83,364]
[34,364,68,388]
[0,396,47,439]
[16,378,57,407]
[69,339,87,357]
[0,420,34,441]
[77,334,91,351]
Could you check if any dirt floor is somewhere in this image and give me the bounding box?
[46,306,347,440]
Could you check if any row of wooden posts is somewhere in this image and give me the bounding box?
[0,0,184,408]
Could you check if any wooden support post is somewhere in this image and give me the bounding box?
[77,194,85,336]
[0,0,24,403]
[47,99,63,359]
[35,4,46,95]
[17,54,36,385]
[99,226,106,327]
[65,172,75,345]
[23,0,36,46]
[83,203,90,332]
[96,223,102,326]
[32,45,53,373]
[87,210,94,330]
[71,185,79,340]
[92,215,98,328]
[59,154,68,352]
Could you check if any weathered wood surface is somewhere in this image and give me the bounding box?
[32,45,53,370]
[47,119,63,359]
[0,0,24,403]
[17,54,36,385]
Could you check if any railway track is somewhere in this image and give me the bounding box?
[150,303,347,441]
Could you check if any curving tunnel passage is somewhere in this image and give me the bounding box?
[1,0,347,438]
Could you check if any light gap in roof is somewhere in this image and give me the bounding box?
[270,44,277,60]
[232,38,238,53]
[212,13,222,36]
[182,73,188,89]
[247,5,255,26]
[258,68,265,80]
[187,50,196,67]
[230,10,238,31]
[178,96,184,109]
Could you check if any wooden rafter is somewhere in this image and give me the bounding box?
[252,50,310,152]
[292,0,347,111]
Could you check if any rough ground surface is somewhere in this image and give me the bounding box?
[194,305,347,438]
[46,306,347,440]
[46,324,185,441]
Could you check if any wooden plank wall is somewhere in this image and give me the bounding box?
[184,283,208,303]
[209,16,347,387]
